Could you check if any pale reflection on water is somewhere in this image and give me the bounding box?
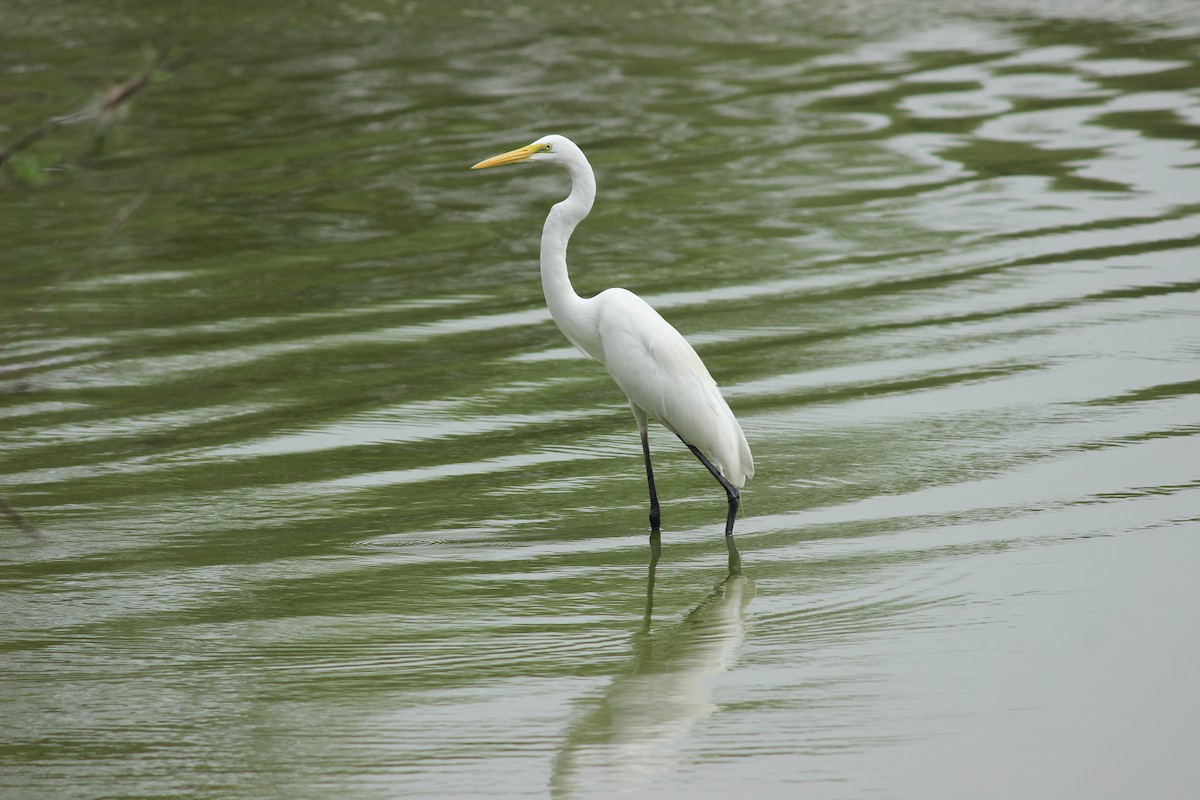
[551,536,752,797]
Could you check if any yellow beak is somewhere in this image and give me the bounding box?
[471,143,540,170]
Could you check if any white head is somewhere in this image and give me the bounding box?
[471,134,586,171]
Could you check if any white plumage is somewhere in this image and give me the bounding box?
[472,134,753,536]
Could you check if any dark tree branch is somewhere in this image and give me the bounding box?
[0,191,149,350]
[0,7,297,537]
[1,191,149,537]
[0,6,297,168]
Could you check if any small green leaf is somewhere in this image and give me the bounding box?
[6,152,62,187]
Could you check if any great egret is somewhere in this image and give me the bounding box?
[472,134,753,536]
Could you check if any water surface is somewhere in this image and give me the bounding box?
[3,1,1199,798]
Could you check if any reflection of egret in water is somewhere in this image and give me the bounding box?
[551,534,753,798]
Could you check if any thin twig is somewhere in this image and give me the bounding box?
[0,191,150,351]
[0,494,41,538]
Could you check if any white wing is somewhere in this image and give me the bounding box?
[594,288,754,487]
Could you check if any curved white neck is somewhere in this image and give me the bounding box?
[540,154,602,359]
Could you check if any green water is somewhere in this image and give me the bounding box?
[3,1,1199,798]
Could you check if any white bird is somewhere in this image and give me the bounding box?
[472,134,753,536]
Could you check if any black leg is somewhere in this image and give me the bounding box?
[641,428,662,531]
[684,442,741,536]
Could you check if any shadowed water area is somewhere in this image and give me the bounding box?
[2,1,1199,798]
